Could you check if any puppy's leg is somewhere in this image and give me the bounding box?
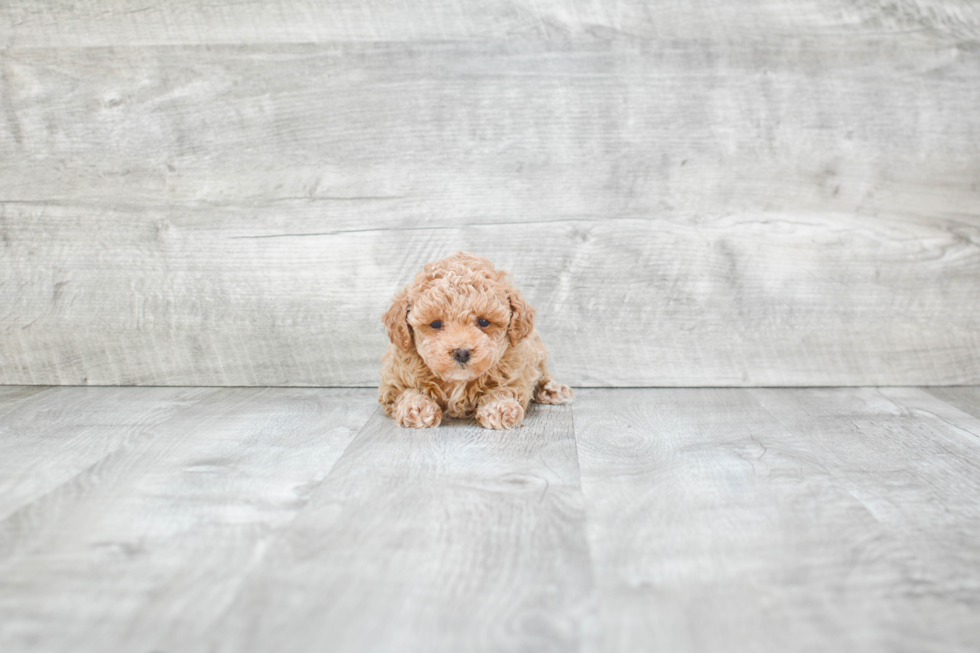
[392,389,443,428]
[476,388,526,430]
[533,376,574,405]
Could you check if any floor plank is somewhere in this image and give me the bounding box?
[0,386,213,521]
[3,387,979,652]
[750,387,980,652]
[922,387,980,421]
[210,403,597,653]
[0,386,53,419]
[574,388,980,653]
[0,387,377,653]
[881,387,980,443]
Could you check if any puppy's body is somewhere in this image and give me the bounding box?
[379,252,572,429]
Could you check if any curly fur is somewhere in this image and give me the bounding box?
[379,252,573,430]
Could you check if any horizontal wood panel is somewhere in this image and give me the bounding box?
[2,40,978,215]
[2,17,979,386]
[2,204,978,386]
[3,1,979,46]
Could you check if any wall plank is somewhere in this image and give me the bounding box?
[3,1,979,47]
[2,41,978,214]
[3,204,978,386]
[2,10,979,386]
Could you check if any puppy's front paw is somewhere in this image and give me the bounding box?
[394,391,443,429]
[534,379,574,405]
[476,397,524,430]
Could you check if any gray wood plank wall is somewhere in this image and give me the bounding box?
[2,1,979,387]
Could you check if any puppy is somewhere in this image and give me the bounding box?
[379,252,573,429]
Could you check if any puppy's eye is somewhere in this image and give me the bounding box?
[477,318,490,328]
[429,320,443,329]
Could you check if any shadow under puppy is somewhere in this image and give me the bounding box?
[380,252,573,429]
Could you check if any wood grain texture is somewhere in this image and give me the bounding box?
[0,386,212,520]
[749,387,980,652]
[209,404,597,653]
[922,386,980,420]
[0,387,377,652]
[3,40,978,212]
[3,205,978,386]
[2,386,980,652]
[2,4,980,386]
[0,385,51,417]
[2,1,979,46]
[574,387,980,652]
[885,386,980,442]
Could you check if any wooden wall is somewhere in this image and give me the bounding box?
[2,1,979,387]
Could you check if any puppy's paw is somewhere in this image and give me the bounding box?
[476,397,524,430]
[394,391,443,429]
[534,379,574,405]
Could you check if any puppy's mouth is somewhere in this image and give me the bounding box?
[440,364,480,381]
[437,349,483,381]
[441,367,479,381]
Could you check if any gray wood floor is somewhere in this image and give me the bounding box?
[1,386,979,652]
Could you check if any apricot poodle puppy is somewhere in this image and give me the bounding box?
[379,252,573,430]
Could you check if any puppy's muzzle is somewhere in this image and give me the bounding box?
[453,348,471,365]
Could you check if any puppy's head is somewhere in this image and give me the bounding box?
[382,252,535,382]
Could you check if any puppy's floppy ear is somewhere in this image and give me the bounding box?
[382,289,413,351]
[507,287,535,345]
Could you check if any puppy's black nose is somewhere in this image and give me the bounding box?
[453,348,471,364]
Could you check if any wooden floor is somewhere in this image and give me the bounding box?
[1,386,979,652]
